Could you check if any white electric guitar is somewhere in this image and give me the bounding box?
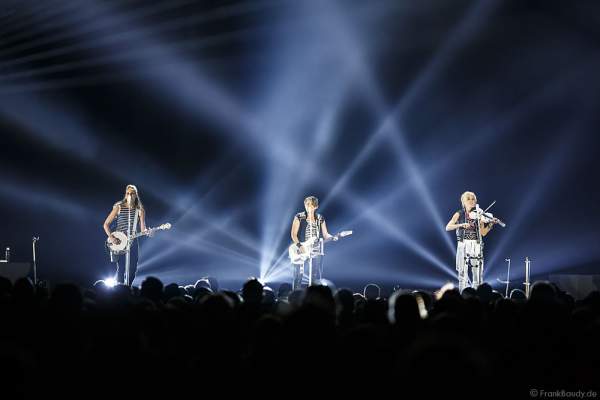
[288,230,352,265]
[107,223,172,255]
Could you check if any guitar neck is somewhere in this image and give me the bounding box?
[131,229,151,240]
[300,231,350,245]
[324,234,340,243]
[326,231,352,242]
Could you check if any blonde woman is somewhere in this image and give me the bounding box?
[103,184,149,285]
[446,191,495,291]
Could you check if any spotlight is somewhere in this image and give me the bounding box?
[104,277,117,288]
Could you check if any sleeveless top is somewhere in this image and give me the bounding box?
[295,212,324,244]
[115,202,140,237]
[456,209,479,242]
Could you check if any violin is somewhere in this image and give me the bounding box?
[468,209,506,228]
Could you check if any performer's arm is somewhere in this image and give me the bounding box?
[446,212,468,231]
[103,204,119,242]
[291,216,300,244]
[321,220,336,241]
[139,207,147,232]
[480,221,494,237]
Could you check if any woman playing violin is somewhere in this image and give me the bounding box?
[446,191,498,291]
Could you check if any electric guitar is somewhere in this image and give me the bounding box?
[106,223,171,255]
[288,230,352,264]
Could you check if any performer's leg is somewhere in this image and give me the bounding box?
[115,255,125,284]
[471,264,480,289]
[310,257,317,285]
[479,243,484,287]
[456,242,467,292]
[458,267,468,292]
[471,242,482,289]
[292,264,302,291]
[311,255,323,284]
[128,241,140,286]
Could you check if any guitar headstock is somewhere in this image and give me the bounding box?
[338,230,353,238]
[153,223,172,231]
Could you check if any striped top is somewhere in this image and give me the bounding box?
[115,203,139,236]
[296,212,323,254]
[305,219,320,241]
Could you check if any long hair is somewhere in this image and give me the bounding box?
[120,184,144,211]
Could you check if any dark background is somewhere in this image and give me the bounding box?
[1,0,598,292]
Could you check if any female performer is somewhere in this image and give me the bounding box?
[446,191,496,291]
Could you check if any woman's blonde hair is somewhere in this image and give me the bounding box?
[304,196,319,208]
[460,191,477,208]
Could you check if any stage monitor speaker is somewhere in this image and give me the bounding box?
[0,262,31,283]
[549,274,600,300]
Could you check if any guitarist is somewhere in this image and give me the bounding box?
[290,196,336,290]
[103,184,150,286]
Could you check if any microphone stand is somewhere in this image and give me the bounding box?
[496,258,511,297]
[32,236,39,285]
[474,204,484,287]
[524,257,531,298]
[124,205,132,287]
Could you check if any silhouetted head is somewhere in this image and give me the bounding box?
[199,292,234,318]
[461,287,478,299]
[476,282,493,303]
[163,283,181,302]
[277,283,292,299]
[388,291,420,325]
[304,285,335,314]
[334,288,354,314]
[204,276,219,292]
[242,278,264,305]
[221,290,242,307]
[140,276,164,303]
[184,284,196,296]
[195,278,211,291]
[353,293,366,304]
[509,288,527,301]
[529,281,556,304]
[194,286,213,303]
[490,290,503,302]
[363,283,381,300]
[288,289,305,309]
[263,286,276,307]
